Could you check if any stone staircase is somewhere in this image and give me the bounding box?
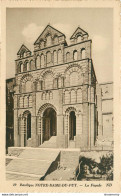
[39,136,57,148]
[6,148,60,180]
[44,150,80,181]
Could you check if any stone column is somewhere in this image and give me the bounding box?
[20,117,25,147]
[31,90,38,147]
[14,109,19,147]
[90,86,95,148]
[75,112,83,148]
[90,104,95,147]
[37,116,41,146]
[56,114,67,148]
[31,116,37,147]
[18,116,21,147]
[81,103,89,150]
[65,114,69,148]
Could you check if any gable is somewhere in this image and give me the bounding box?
[34,25,65,45]
[70,27,88,40]
[17,44,31,55]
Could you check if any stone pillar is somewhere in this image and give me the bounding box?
[57,114,63,135]
[81,103,89,150]
[75,112,83,148]
[20,117,25,147]
[14,109,19,146]
[65,114,69,148]
[90,86,95,148]
[31,89,38,147]
[56,114,67,148]
[37,116,41,146]
[31,116,37,147]
[90,104,95,147]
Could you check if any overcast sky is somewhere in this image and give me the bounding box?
[6,8,113,83]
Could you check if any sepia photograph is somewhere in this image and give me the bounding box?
[0,0,120,193]
[5,7,114,181]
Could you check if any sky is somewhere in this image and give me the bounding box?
[6,8,113,83]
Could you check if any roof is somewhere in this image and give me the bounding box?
[17,44,31,55]
[34,24,65,45]
[70,27,88,40]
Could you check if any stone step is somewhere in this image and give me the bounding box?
[44,168,76,181]
[19,148,59,161]
[6,172,41,181]
[6,159,52,176]
[40,136,57,148]
[6,147,60,180]
[60,150,80,169]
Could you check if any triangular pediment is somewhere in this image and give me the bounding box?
[34,25,65,45]
[17,44,31,55]
[70,27,88,40]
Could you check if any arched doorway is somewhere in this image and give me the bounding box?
[69,111,76,140]
[43,108,57,142]
[23,111,31,146]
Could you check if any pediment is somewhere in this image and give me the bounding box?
[70,27,88,40]
[34,25,65,45]
[17,44,31,55]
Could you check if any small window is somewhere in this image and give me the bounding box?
[36,56,41,69]
[53,51,57,65]
[73,50,78,61]
[40,40,44,48]
[23,62,27,72]
[46,51,51,66]
[77,35,82,43]
[54,36,58,44]
[58,49,62,64]
[18,62,23,73]
[46,35,52,46]
[81,48,86,59]
[30,60,35,70]
[41,54,44,67]
[66,52,70,62]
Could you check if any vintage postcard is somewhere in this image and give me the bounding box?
[0,0,120,193]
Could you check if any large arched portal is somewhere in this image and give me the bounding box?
[43,108,57,142]
[69,111,76,140]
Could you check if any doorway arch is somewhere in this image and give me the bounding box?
[43,108,57,142]
[69,111,76,140]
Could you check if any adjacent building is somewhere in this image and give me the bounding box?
[6,78,15,150]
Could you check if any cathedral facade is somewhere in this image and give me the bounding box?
[13,25,99,149]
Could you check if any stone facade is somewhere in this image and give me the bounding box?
[12,25,112,149]
[96,82,113,146]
